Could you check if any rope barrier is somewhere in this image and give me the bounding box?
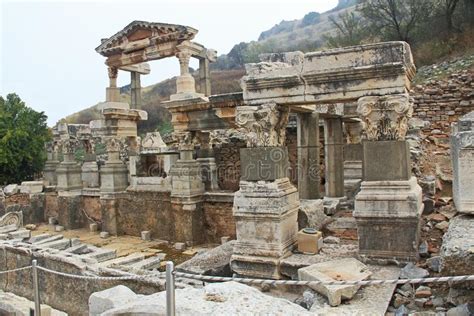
[174,271,474,286]
[0,266,32,275]
[1,264,473,286]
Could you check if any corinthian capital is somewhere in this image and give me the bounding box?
[236,102,289,147]
[357,94,413,141]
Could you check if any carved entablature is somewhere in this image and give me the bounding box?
[236,103,289,147]
[357,94,413,141]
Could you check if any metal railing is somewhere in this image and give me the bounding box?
[1,261,473,316]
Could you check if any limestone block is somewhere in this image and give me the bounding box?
[56,162,82,191]
[297,228,323,254]
[298,258,372,306]
[100,231,110,239]
[3,184,19,196]
[298,199,328,230]
[81,161,99,188]
[20,181,44,194]
[100,161,128,193]
[177,240,235,276]
[89,285,138,316]
[141,230,151,241]
[354,177,423,262]
[440,215,474,276]
[100,281,311,315]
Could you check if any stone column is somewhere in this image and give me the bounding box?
[451,111,474,215]
[56,138,82,191]
[100,137,128,193]
[354,93,423,263]
[130,71,141,109]
[297,112,320,199]
[81,138,99,188]
[43,141,60,186]
[169,131,205,244]
[170,42,205,101]
[343,120,364,200]
[196,131,219,191]
[106,67,120,102]
[199,58,211,96]
[324,117,345,200]
[231,103,299,279]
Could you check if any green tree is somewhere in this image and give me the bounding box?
[324,11,366,48]
[0,93,50,185]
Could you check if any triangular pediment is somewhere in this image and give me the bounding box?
[96,20,198,56]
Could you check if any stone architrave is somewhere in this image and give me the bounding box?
[451,111,474,214]
[231,102,299,279]
[354,93,423,263]
[56,138,82,191]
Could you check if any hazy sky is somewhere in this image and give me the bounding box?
[0,0,338,125]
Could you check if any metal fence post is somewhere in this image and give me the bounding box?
[32,260,41,316]
[166,261,176,316]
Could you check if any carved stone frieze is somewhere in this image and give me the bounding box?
[357,94,413,141]
[236,103,289,147]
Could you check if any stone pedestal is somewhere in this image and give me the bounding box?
[324,118,344,198]
[44,160,60,186]
[354,175,422,262]
[56,154,82,191]
[169,149,205,244]
[354,95,423,263]
[451,111,474,215]
[57,190,85,229]
[297,113,320,199]
[100,151,128,193]
[231,177,299,279]
[82,159,99,188]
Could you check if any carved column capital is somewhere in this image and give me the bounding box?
[357,93,413,141]
[175,131,195,151]
[344,121,364,144]
[61,138,79,155]
[236,102,289,147]
[177,51,192,75]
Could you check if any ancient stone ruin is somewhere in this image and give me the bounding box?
[1,21,473,315]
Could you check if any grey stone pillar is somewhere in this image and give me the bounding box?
[196,131,219,191]
[100,137,128,193]
[343,121,364,200]
[297,112,320,199]
[56,139,82,191]
[43,141,60,186]
[324,118,344,198]
[231,103,299,279]
[130,71,141,109]
[106,67,120,102]
[354,94,423,263]
[199,58,211,96]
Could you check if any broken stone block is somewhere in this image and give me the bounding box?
[20,181,44,194]
[435,221,450,231]
[400,263,429,279]
[89,285,139,316]
[297,258,372,306]
[177,240,235,276]
[141,231,151,241]
[221,236,230,244]
[298,199,329,230]
[418,176,436,196]
[55,225,64,232]
[100,232,110,239]
[48,217,58,225]
[89,223,98,232]
[426,256,442,273]
[440,215,474,276]
[3,184,19,196]
[7,229,31,240]
[174,242,185,251]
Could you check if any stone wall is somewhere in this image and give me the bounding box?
[214,139,245,191]
[0,244,165,314]
[412,70,474,134]
[202,201,236,242]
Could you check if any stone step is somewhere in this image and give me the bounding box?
[128,255,164,270]
[7,229,31,240]
[0,224,20,234]
[84,247,117,263]
[99,253,145,268]
[29,233,52,243]
[64,243,90,255]
[34,234,63,245]
[39,238,71,250]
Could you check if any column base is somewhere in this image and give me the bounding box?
[169,159,205,198]
[56,162,82,191]
[44,160,59,186]
[231,178,299,279]
[100,161,128,193]
[354,176,423,263]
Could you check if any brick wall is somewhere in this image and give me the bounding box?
[412,70,474,133]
